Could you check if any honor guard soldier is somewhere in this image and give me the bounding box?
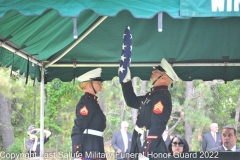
[120,58,179,159]
[71,68,106,160]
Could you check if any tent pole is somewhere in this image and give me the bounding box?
[40,67,45,160]
[0,41,42,67]
[48,62,240,67]
[44,16,108,68]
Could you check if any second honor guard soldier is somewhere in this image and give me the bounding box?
[120,58,179,159]
[71,68,106,160]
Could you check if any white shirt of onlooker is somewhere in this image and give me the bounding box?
[223,145,236,151]
[121,129,128,152]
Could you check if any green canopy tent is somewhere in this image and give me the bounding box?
[1,0,240,82]
[1,0,240,159]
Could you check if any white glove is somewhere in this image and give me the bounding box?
[122,68,131,83]
[116,149,122,153]
[139,155,149,160]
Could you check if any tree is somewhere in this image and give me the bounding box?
[216,80,240,130]
[0,68,15,150]
[0,92,14,150]
[235,92,240,131]
[185,81,194,151]
[101,77,133,142]
[168,81,186,136]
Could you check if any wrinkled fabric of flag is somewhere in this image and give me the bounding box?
[119,26,132,83]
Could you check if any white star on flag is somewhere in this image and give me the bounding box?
[119,65,125,73]
[122,43,126,50]
[121,55,126,62]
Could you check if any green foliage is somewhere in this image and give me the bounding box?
[172,121,185,136]
[100,77,133,143]
[167,80,240,151]
[44,134,72,153]
[169,80,186,105]
[44,79,81,134]
[0,68,40,141]
[6,138,24,154]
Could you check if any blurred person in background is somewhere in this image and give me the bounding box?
[25,125,51,158]
[112,121,132,160]
[168,135,189,157]
[202,123,222,151]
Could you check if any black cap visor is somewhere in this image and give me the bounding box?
[91,77,104,82]
[153,66,166,72]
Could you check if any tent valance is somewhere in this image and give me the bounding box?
[2,0,240,19]
[0,0,180,18]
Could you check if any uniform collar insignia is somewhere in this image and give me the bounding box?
[151,85,168,92]
[85,92,98,100]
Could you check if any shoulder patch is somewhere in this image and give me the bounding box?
[79,106,88,116]
[153,101,164,114]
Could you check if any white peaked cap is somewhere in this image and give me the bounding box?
[77,68,103,82]
[160,58,179,81]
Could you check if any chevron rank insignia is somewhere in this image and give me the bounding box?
[153,101,164,114]
[80,106,88,116]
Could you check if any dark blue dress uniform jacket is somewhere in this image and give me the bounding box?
[121,81,172,159]
[71,92,106,159]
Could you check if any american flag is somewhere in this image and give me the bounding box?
[119,26,132,83]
